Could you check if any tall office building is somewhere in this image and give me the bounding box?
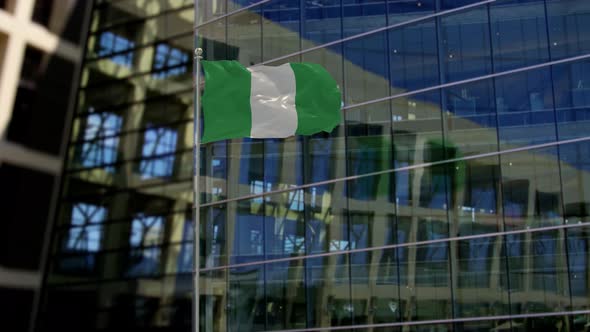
[0,1,91,331]
[37,0,590,331]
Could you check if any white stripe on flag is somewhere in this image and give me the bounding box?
[248,64,298,138]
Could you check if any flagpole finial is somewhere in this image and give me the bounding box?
[195,48,203,60]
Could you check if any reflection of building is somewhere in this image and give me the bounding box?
[36,0,590,332]
[0,1,91,331]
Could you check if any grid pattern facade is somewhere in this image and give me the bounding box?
[39,0,590,331]
[0,1,90,331]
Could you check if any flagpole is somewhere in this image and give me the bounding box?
[193,46,203,332]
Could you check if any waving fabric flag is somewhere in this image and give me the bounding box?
[200,60,342,143]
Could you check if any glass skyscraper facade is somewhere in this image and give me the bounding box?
[37,0,590,331]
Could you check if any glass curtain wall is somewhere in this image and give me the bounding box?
[37,0,590,331]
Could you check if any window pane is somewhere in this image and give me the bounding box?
[501,147,563,230]
[127,214,164,276]
[343,0,387,38]
[388,0,435,25]
[440,6,492,82]
[262,0,300,61]
[303,0,342,45]
[392,90,444,167]
[495,68,556,149]
[95,31,136,67]
[454,235,510,319]
[443,78,498,156]
[66,203,106,250]
[265,261,307,329]
[453,156,503,237]
[547,0,590,60]
[560,141,590,224]
[346,101,392,202]
[344,31,389,105]
[139,126,178,179]
[490,0,550,72]
[405,238,452,321]
[306,254,353,328]
[228,8,262,65]
[567,227,590,312]
[76,112,122,170]
[389,19,439,93]
[152,44,190,79]
[553,59,590,140]
[228,265,265,330]
[504,230,570,315]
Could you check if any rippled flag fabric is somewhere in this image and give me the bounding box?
[200,60,342,143]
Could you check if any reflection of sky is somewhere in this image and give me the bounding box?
[139,126,178,178]
[219,0,590,157]
[129,214,164,246]
[152,44,189,79]
[81,112,122,171]
[67,203,107,252]
[97,31,134,66]
[127,214,164,276]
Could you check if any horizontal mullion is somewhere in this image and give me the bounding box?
[198,135,590,208]
[81,61,192,90]
[194,0,496,68]
[70,117,192,145]
[54,206,192,231]
[341,53,590,112]
[50,239,192,259]
[263,309,590,332]
[77,87,193,116]
[198,221,588,273]
[84,31,192,63]
[92,4,193,35]
[66,146,192,174]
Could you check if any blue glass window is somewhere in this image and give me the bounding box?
[443,79,498,156]
[127,214,164,276]
[237,139,264,200]
[250,180,271,204]
[61,203,107,271]
[547,0,590,60]
[416,221,449,287]
[389,20,439,92]
[152,44,189,79]
[139,126,178,179]
[303,0,342,44]
[233,212,264,264]
[490,0,549,72]
[66,203,106,252]
[287,187,305,211]
[79,111,122,170]
[347,121,389,201]
[177,220,194,272]
[342,0,387,37]
[388,0,435,25]
[495,68,556,148]
[568,231,588,297]
[458,236,494,287]
[440,7,492,82]
[553,60,590,140]
[262,0,301,61]
[441,0,487,10]
[532,232,559,292]
[97,31,135,66]
[283,233,305,253]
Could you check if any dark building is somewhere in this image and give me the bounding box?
[0,1,92,332]
[37,0,590,331]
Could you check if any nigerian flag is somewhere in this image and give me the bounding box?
[200,60,342,143]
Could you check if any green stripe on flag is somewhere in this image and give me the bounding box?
[290,63,342,135]
[201,60,252,143]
